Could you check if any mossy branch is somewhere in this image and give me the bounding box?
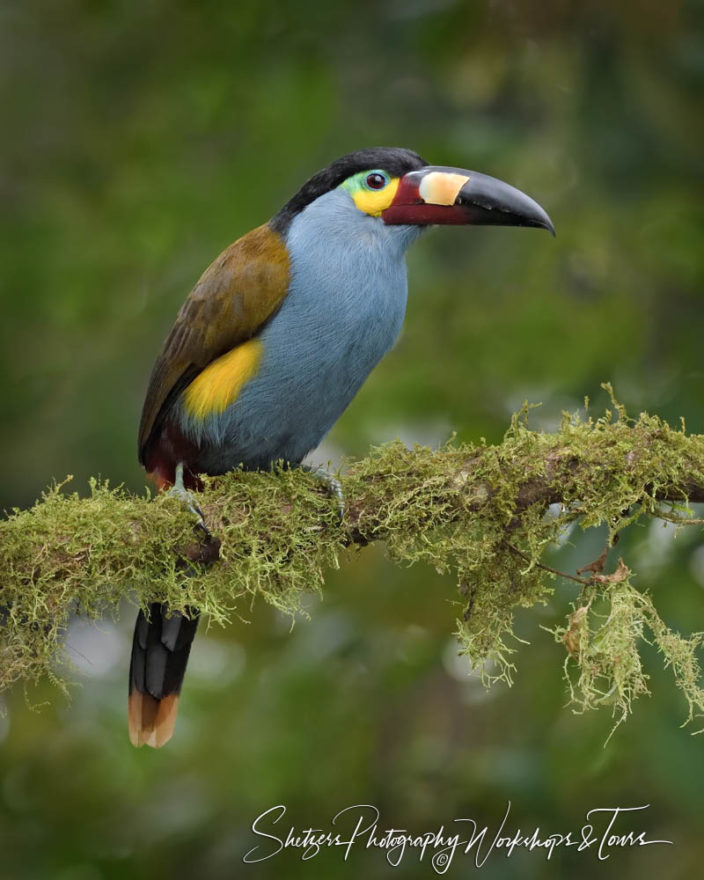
[2,403,704,733]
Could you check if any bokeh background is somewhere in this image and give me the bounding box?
[1,0,703,877]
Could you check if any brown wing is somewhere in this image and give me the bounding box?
[138,223,290,463]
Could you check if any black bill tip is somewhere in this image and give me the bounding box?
[455,169,555,236]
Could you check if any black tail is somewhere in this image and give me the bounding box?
[128,603,199,748]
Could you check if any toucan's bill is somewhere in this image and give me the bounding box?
[382,166,555,234]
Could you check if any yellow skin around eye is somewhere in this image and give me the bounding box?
[351,178,400,217]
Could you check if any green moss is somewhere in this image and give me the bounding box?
[1,401,703,732]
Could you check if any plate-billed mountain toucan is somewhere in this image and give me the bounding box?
[131,146,554,747]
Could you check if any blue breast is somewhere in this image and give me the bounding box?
[180,189,422,472]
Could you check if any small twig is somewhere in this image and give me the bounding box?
[653,507,704,526]
[505,542,593,586]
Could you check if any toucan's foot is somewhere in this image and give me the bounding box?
[168,463,210,537]
[305,465,345,520]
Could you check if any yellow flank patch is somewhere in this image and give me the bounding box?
[353,178,400,217]
[183,338,262,420]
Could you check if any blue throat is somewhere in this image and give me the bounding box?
[180,188,424,472]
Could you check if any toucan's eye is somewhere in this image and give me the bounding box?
[365,172,388,190]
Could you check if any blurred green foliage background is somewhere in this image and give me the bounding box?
[1,0,703,877]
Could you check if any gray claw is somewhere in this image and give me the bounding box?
[168,463,210,536]
[305,465,345,520]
